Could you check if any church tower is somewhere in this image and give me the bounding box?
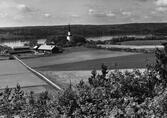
[67,24,72,41]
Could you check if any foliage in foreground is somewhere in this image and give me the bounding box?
[1,49,167,117]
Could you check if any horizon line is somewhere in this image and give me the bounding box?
[0,22,167,28]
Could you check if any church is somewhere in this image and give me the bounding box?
[66,24,72,41]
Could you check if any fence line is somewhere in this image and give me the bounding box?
[13,56,63,91]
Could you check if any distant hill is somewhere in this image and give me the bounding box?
[0,23,167,41]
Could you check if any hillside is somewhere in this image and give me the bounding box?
[0,23,167,41]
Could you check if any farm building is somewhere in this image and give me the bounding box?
[38,45,63,53]
[33,44,41,50]
[9,46,34,54]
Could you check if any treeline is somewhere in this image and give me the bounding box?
[88,35,167,45]
[1,49,167,117]
[1,23,167,41]
[46,35,87,47]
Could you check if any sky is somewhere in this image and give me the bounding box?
[0,0,167,27]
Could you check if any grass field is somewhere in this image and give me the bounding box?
[0,60,50,93]
[37,53,155,71]
[21,46,156,88]
[120,40,167,45]
[42,68,146,87]
[0,60,47,88]
[23,47,136,68]
[87,36,113,41]
[98,44,164,49]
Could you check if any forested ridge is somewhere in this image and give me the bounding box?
[1,23,167,41]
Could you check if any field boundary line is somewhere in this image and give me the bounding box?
[13,56,63,91]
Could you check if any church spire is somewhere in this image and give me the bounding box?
[68,24,71,32]
[67,24,72,41]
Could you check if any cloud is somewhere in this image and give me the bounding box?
[106,11,115,17]
[153,0,167,13]
[88,9,96,15]
[139,0,148,1]
[106,13,115,17]
[144,15,149,19]
[17,4,32,13]
[0,0,167,27]
[0,1,34,19]
[71,14,80,18]
[156,6,167,11]
[155,0,167,6]
[44,13,51,17]
[122,11,132,16]
[0,12,8,18]
[88,9,115,17]
[0,1,32,13]
[88,9,105,17]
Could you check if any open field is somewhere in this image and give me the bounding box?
[120,40,167,45]
[0,56,9,60]
[37,53,155,71]
[20,47,156,89]
[0,60,49,93]
[42,68,146,87]
[23,47,136,68]
[86,35,147,41]
[98,44,164,50]
[87,36,113,41]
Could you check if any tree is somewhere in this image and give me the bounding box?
[46,35,69,47]
[70,35,87,46]
[25,40,38,47]
[12,84,26,115]
[0,86,13,118]
[57,83,78,117]
[155,49,167,88]
[22,91,53,118]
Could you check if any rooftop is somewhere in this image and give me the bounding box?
[38,45,56,50]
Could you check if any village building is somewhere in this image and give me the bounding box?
[37,44,63,54]
[9,46,33,55]
[33,45,41,51]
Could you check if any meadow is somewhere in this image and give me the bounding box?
[98,44,164,49]
[28,46,156,89]
[120,39,167,45]
[23,47,136,68]
[0,60,50,93]
[22,46,155,90]
[37,53,155,71]
[42,68,146,88]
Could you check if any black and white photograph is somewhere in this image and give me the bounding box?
[0,0,167,117]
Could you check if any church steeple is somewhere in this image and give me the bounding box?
[68,24,71,32]
[67,24,72,41]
